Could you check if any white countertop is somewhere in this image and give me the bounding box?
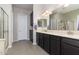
[36,29,79,40]
[0,39,6,41]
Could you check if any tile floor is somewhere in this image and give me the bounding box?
[6,40,48,55]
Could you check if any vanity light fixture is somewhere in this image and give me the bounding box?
[42,10,52,16]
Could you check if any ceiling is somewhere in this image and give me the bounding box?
[40,4,59,11]
[13,4,33,11]
[56,4,79,13]
[13,4,79,14]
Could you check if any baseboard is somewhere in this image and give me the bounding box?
[5,44,12,54]
[13,40,19,43]
[13,39,30,43]
[33,42,37,45]
[8,44,12,48]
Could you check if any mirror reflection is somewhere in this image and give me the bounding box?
[49,4,79,31]
[38,19,47,27]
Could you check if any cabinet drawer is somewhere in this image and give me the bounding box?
[61,42,79,55]
[62,37,79,47]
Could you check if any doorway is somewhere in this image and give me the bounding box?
[17,13,28,41]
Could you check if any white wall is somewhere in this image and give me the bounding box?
[0,4,13,47]
[33,4,50,45]
[13,6,31,42]
[33,5,42,45]
[33,4,59,45]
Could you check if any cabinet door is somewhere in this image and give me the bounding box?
[40,33,44,49]
[36,33,44,49]
[30,30,33,42]
[43,34,50,53]
[50,35,60,55]
[37,33,43,48]
[36,33,39,45]
[61,38,79,55]
[61,42,79,55]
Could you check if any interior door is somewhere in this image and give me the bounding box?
[17,13,28,41]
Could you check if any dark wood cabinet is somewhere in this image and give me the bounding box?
[43,34,50,53]
[30,30,33,42]
[36,32,79,55]
[36,33,43,48]
[39,33,44,48]
[50,35,61,55]
[61,38,79,55]
[36,33,40,45]
[36,33,50,53]
[30,12,33,42]
[36,32,61,55]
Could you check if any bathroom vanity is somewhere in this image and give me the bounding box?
[36,4,79,55]
[36,30,79,55]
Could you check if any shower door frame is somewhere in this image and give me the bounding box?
[0,7,9,49]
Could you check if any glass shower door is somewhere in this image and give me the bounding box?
[0,8,4,38]
[0,7,8,49]
[4,12,8,49]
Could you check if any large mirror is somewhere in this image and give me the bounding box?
[38,19,47,28]
[49,4,79,31]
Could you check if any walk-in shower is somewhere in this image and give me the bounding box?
[0,7,8,52]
